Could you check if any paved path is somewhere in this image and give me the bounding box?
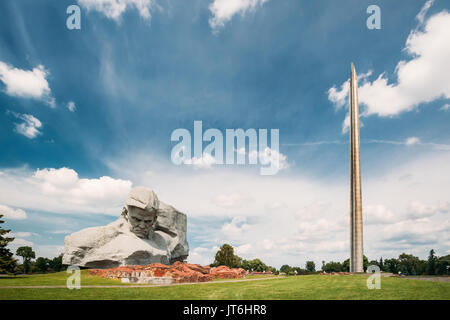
[0,276,284,289]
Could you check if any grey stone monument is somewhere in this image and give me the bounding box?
[349,63,364,272]
[63,186,189,268]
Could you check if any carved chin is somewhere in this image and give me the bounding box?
[131,228,149,238]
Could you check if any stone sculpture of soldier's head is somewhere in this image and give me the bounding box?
[122,186,160,239]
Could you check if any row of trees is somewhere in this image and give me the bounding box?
[0,214,65,274]
[279,261,316,275]
[320,250,450,275]
[210,243,450,276]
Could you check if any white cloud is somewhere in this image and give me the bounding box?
[78,0,156,21]
[213,192,253,209]
[407,201,450,219]
[0,204,27,220]
[188,246,219,266]
[234,243,252,255]
[364,204,396,225]
[11,238,33,246]
[328,10,450,120]
[221,216,250,238]
[237,146,290,174]
[328,70,373,111]
[0,61,54,107]
[416,0,434,25]
[0,167,132,215]
[249,147,290,173]
[184,153,217,169]
[67,101,76,112]
[9,113,43,139]
[381,218,449,246]
[405,137,420,146]
[209,0,269,32]
[441,103,450,111]
[10,232,33,238]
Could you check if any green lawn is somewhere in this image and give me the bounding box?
[0,270,124,287]
[0,272,449,300]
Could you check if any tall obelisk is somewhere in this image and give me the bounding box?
[349,63,364,273]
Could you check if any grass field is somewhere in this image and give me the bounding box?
[0,271,449,300]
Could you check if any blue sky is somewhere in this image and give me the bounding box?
[1,0,449,268]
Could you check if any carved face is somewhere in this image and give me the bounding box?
[126,206,157,239]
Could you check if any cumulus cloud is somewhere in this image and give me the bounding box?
[249,147,289,173]
[221,216,250,239]
[8,112,43,139]
[0,204,27,220]
[209,0,269,32]
[184,153,217,169]
[235,146,290,174]
[328,8,450,121]
[78,0,156,21]
[0,167,132,215]
[181,147,289,174]
[328,70,373,110]
[0,61,54,107]
[234,243,252,255]
[67,101,76,112]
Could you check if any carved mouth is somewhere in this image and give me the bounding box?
[132,228,148,237]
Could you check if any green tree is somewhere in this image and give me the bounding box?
[280,264,292,274]
[323,261,343,273]
[398,253,422,275]
[342,256,369,272]
[35,257,50,273]
[0,215,17,274]
[343,259,350,272]
[384,258,399,274]
[363,255,369,272]
[241,258,268,272]
[379,257,384,271]
[305,261,315,272]
[212,244,242,268]
[268,266,278,275]
[436,255,450,275]
[49,254,64,272]
[427,249,436,275]
[16,246,35,274]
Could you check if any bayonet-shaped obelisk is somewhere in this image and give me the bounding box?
[349,63,364,273]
